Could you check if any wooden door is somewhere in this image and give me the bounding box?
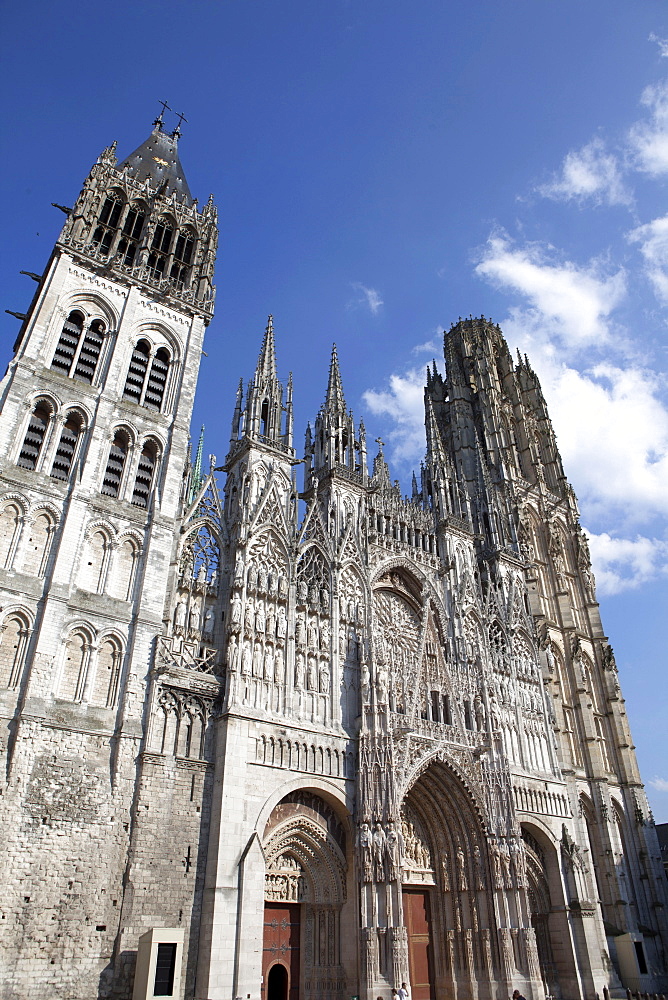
[403,889,435,1000]
[263,903,300,1000]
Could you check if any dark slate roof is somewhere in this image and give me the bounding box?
[119,125,193,203]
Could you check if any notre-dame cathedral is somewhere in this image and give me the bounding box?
[0,118,666,1000]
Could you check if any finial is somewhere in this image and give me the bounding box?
[153,100,171,130]
[171,110,188,139]
[325,343,346,412]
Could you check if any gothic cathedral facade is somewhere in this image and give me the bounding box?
[0,123,665,1000]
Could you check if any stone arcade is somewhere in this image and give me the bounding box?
[0,120,666,1000]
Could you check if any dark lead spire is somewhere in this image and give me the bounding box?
[119,116,193,203]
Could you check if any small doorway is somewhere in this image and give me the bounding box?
[263,903,300,1000]
[267,962,289,1000]
[402,888,435,1000]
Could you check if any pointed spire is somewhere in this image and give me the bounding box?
[189,425,205,503]
[256,315,277,383]
[325,343,346,413]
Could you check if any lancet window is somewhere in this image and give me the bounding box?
[101,430,129,498]
[18,399,53,471]
[116,203,146,266]
[50,410,84,481]
[170,228,196,287]
[147,218,174,279]
[92,194,124,254]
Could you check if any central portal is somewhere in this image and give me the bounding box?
[402,888,435,1000]
[263,903,300,1000]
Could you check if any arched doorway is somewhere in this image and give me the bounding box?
[267,962,289,1000]
[522,827,560,998]
[401,760,499,1000]
[262,790,349,1000]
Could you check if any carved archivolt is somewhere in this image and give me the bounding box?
[263,814,347,905]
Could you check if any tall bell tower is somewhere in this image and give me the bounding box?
[0,113,217,996]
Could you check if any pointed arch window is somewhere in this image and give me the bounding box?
[92,194,124,254]
[116,203,145,266]
[50,410,84,481]
[132,440,159,508]
[102,430,129,498]
[18,400,53,471]
[147,219,174,280]
[170,229,196,287]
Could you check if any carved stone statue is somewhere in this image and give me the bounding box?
[372,822,386,882]
[277,606,287,639]
[274,646,285,685]
[189,601,200,633]
[227,634,238,672]
[175,600,187,630]
[295,651,305,689]
[319,663,330,694]
[375,663,389,705]
[307,656,317,691]
[359,823,373,882]
[385,821,403,880]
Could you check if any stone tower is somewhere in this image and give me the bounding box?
[0,114,217,997]
[0,122,666,1000]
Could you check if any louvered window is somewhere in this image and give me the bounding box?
[144,348,170,411]
[132,442,157,508]
[147,221,173,280]
[18,402,51,470]
[92,195,123,253]
[50,412,83,481]
[117,205,145,266]
[102,431,128,498]
[73,319,105,383]
[123,340,150,404]
[170,231,195,287]
[51,312,84,376]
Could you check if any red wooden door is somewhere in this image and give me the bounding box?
[403,889,435,1000]
[263,903,300,1000]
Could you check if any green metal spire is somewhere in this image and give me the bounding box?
[189,425,205,503]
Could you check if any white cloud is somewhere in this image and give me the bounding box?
[363,366,427,464]
[628,214,668,304]
[649,33,668,59]
[350,282,383,315]
[586,530,668,595]
[629,79,668,176]
[475,233,626,349]
[649,776,668,793]
[538,138,631,206]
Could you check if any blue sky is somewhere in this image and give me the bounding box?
[1,1,667,819]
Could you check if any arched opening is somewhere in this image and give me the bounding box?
[401,761,494,1000]
[262,790,348,1000]
[266,962,289,1000]
[147,217,174,279]
[102,429,129,498]
[123,339,151,404]
[522,826,560,998]
[132,439,159,507]
[116,201,146,265]
[92,193,124,253]
[18,399,53,470]
[51,410,84,480]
